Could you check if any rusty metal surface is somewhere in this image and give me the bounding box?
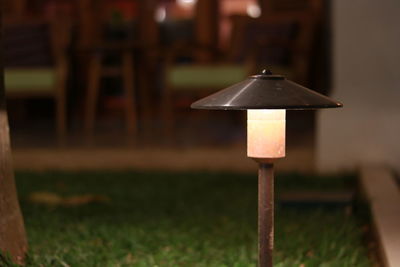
[258,162,274,267]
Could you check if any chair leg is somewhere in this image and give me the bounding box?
[56,91,67,146]
[137,67,152,142]
[161,87,174,143]
[122,51,137,137]
[138,66,152,125]
[84,54,102,141]
[56,60,68,146]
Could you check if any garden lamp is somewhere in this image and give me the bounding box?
[191,69,342,267]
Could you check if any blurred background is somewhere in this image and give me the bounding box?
[2,1,399,265]
[3,0,399,173]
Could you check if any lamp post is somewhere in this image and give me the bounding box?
[191,69,342,267]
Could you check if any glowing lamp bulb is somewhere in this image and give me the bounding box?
[247,109,286,159]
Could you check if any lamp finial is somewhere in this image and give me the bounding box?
[262,69,273,75]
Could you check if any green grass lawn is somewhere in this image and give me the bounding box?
[4,171,372,266]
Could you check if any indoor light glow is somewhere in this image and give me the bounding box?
[247,109,286,158]
[176,0,197,9]
[246,3,261,18]
[154,6,166,22]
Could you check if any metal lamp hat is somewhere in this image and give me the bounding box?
[191,69,342,110]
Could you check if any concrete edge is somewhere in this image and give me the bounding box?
[360,165,400,267]
[11,147,314,173]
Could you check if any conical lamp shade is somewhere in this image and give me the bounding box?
[191,72,342,110]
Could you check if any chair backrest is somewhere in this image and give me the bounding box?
[229,15,314,83]
[159,19,195,47]
[3,20,54,68]
[229,16,299,65]
[3,19,72,94]
[263,0,322,18]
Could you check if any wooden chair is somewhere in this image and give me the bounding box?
[77,0,139,141]
[161,15,314,138]
[4,18,70,144]
[234,15,315,85]
[261,0,322,86]
[83,43,137,140]
[161,41,251,138]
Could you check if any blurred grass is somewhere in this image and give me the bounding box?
[3,171,372,266]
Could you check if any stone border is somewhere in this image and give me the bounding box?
[360,165,400,267]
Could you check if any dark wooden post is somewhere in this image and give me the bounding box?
[77,0,103,49]
[194,0,219,62]
[138,0,159,47]
[0,0,28,264]
[137,0,159,122]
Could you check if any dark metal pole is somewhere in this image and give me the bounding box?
[258,162,274,267]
